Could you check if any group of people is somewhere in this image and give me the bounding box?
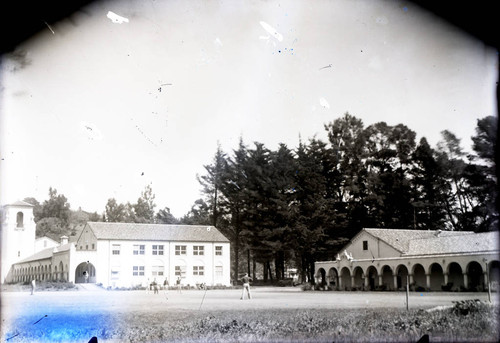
[146,274,253,300]
[147,277,183,294]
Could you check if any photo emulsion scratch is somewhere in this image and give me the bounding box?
[0,0,498,342]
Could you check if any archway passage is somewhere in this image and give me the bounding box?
[75,262,96,284]
[447,262,464,291]
[467,261,484,291]
[396,265,409,290]
[429,263,444,291]
[366,266,378,291]
[489,261,500,291]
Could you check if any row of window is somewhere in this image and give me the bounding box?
[112,265,223,278]
[111,244,224,256]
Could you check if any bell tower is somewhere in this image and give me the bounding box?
[1,200,36,283]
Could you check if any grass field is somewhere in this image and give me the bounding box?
[1,286,499,342]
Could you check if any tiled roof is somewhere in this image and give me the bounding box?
[17,248,54,263]
[4,200,34,207]
[16,243,72,264]
[405,231,499,256]
[86,222,230,242]
[364,228,475,253]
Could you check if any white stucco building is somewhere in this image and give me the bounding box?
[2,203,231,288]
[315,228,500,292]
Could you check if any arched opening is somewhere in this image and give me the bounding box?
[489,260,500,292]
[429,263,444,291]
[447,262,463,291]
[75,262,96,283]
[467,261,484,291]
[396,265,409,290]
[381,265,393,290]
[315,268,326,286]
[352,267,364,289]
[412,264,426,290]
[59,262,64,281]
[16,212,24,228]
[327,268,338,288]
[340,267,352,290]
[366,266,378,290]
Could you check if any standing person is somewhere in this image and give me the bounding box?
[31,279,36,295]
[153,279,159,294]
[176,276,182,293]
[163,278,168,290]
[240,273,252,300]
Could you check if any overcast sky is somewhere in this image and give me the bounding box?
[0,0,497,218]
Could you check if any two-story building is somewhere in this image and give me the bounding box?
[2,201,231,288]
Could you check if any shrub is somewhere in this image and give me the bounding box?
[301,283,313,291]
[441,282,453,291]
[452,299,489,316]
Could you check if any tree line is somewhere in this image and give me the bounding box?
[194,113,497,283]
[22,113,497,284]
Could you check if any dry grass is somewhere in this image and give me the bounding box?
[98,304,499,342]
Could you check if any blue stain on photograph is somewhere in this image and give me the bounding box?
[4,312,112,342]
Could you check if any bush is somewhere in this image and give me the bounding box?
[441,282,453,291]
[452,299,489,316]
[276,279,294,287]
[301,283,313,291]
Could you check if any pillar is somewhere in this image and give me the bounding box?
[338,276,343,290]
[463,273,468,289]
[483,272,488,287]
[444,273,449,285]
[409,274,414,285]
[351,275,355,288]
[425,274,431,289]
[364,275,369,288]
[378,275,383,288]
[393,274,398,290]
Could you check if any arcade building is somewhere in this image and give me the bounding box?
[315,228,500,292]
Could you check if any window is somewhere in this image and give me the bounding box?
[175,265,186,277]
[193,246,204,256]
[133,245,145,255]
[152,265,164,276]
[152,245,164,255]
[16,212,24,228]
[175,245,186,255]
[18,251,20,257]
[92,243,95,250]
[193,266,204,276]
[363,241,368,251]
[111,267,120,280]
[132,266,145,276]
[215,246,223,256]
[86,244,89,250]
[112,244,121,255]
[215,266,223,277]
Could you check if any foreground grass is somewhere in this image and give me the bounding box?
[105,305,499,342]
[4,302,498,342]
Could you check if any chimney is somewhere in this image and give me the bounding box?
[60,235,69,245]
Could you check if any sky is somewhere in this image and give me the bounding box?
[0,0,497,218]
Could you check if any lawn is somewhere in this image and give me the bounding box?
[1,287,499,342]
